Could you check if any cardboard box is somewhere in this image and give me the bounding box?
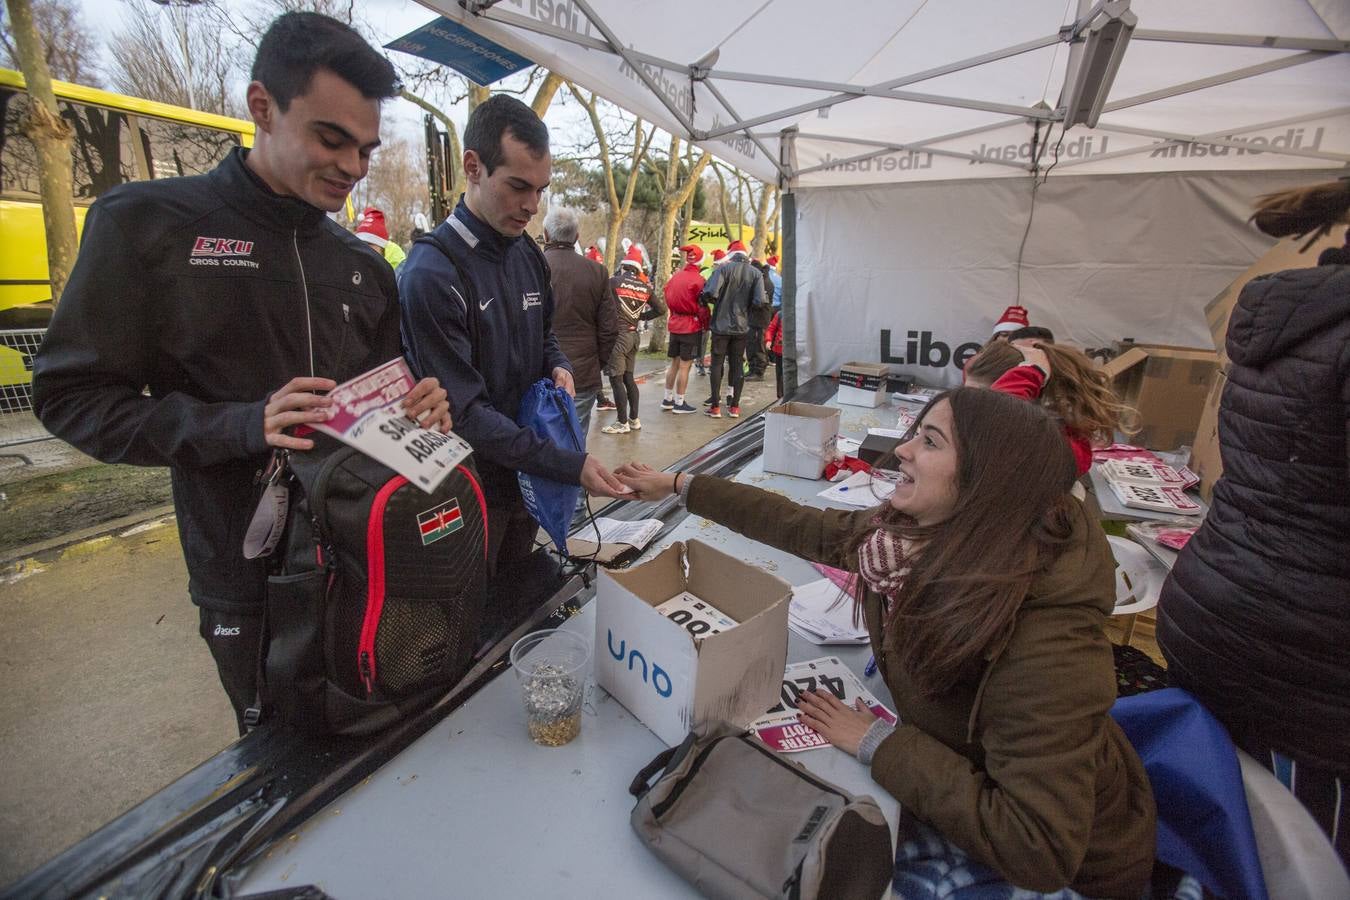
[1101,344,1217,452]
[1189,232,1342,500]
[763,402,840,479]
[837,362,890,407]
[594,540,791,746]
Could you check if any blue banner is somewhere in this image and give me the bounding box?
[385,17,533,86]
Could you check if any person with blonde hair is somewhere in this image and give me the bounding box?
[1158,178,1350,866]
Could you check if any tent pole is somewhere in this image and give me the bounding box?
[779,128,800,396]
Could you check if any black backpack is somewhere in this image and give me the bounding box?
[253,433,489,735]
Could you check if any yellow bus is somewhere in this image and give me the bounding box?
[0,70,254,397]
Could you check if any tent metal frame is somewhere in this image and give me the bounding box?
[455,0,1349,183]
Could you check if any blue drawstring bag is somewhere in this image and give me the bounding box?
[516,379,585,551]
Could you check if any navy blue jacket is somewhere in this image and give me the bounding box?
[399,200,584,501]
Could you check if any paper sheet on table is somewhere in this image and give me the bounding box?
[750,657,897,753]
[582,517,662,548]
[867,427,907,439]
[817,469,894,507]
[835,436,861,455]
[312,358,472,493]
[565,517,663,562]
[788,578,869,645]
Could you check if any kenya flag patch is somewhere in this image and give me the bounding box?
[417,499,464,546]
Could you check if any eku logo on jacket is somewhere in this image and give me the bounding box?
[190,236,260,270]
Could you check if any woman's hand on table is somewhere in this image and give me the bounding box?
[797,690,879,758]
[615,462,680,501]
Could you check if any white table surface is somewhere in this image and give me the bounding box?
[237,392,907,898]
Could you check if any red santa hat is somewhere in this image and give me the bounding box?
[767,255,779,267]
[679,243,703,263]
[354,207,389,247]
[584,245,603,263]
[991,305,1030,334]
[725,239,748,256]
[621,244,645,268]
[711,248,726,262]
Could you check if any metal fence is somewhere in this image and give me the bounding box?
[0,328,51,461]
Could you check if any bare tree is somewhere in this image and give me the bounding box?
[569,82,656,270]
[0,0,101,86]
[645,133,711,352]
[4,0,77,306]
[107,0,241,116]
[349,136,427,246]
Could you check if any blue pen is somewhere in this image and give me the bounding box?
[864,654,877,677]
[839,485,849,492]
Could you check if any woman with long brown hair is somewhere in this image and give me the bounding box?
[963,339,1136,474]
[616,388,1155,897]
[1158,178,1350,866]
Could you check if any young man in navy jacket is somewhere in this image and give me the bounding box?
[399,96,629,574]
[32,13,452,731]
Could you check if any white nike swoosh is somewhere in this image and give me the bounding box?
[479,297,494,311]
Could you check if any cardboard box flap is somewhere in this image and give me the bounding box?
[604,540,793,625]
[840,361,889,377]
[603,541,690,607]
[1100,347,1149,378]
[771,402,839,421]
[684,540,792,625]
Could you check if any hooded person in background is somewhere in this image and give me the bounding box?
[600,245,666,434]
[354,206,406,269]
[699,239,766,419]
[31,12,452,732]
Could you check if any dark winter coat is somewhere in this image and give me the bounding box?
[32,149,400,613]
[543,242,617,394]
[700,256,766,336]
[1157,260,1350,772]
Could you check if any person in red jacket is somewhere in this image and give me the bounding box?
[765,309,784,397]
[660,244,705,414]
[963,340,1133,475]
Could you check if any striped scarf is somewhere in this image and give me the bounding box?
[857,527,910,614]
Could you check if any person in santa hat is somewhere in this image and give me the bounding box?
[354,206,407,269]
[660,244,706,415]
[601,244,666,434]
[987,305,1030,342]
[584,245,603,263]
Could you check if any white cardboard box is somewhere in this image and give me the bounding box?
[595,540,792,746]
[837,362,890,407]
[763,402,841,479]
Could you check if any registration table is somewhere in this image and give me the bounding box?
[237,392,914,897]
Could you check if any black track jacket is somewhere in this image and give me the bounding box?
[33,149,400,612]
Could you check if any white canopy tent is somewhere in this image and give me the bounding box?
[416,0,1350,387]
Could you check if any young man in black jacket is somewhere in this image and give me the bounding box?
[32,13,452,732]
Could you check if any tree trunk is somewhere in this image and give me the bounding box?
[530,71,563,117]
[751,181,772,258]
[468,82,490,114]
[647,145,712,353]
[9,0,78,308]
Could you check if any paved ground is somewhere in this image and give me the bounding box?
[0,358,781,888]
